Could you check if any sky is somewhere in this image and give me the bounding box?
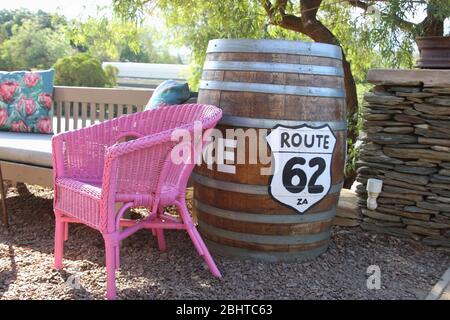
[1,0,114,19]
[1,1,447,35]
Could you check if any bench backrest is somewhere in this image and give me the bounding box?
[53,86,153,133]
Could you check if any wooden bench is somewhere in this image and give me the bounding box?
[0,86,153,188]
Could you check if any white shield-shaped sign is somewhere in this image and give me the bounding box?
[266,124,336,214]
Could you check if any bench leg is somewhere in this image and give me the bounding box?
[0,165,8,227]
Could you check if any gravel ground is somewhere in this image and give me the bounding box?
[1,183,449,300]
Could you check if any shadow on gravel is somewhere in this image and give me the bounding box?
[0,245,18,297]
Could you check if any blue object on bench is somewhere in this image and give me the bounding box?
[145,80,191,110]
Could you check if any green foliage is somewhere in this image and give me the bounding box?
[103,64,119,87]
[345,82,372,177]
[68,14,141,62]
[142,0,267,89]
[68,10,181,64]
[53,53,118,87]
[0,8,181,88]
[0,10,72,71]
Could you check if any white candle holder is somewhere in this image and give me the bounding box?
[366,178,383,210]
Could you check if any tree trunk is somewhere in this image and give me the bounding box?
[300,19,359,188]
[264,0,360,188]
[421,15,444,37]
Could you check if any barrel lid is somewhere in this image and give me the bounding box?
[207,39,343,60]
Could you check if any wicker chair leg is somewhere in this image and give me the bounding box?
[156,229,166,251]
[104,235,118,300]
[105,244,117,300]
[115,245,120,269]
[54,213,65,269]
[0,165,8,227]
[64,222,69,241]
[177,202,221,278]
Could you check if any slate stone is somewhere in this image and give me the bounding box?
[427,182,450,190]
[404,206,439,215]
[361,222,418,240]
[356,161,394,170]
[377,206,431,221]
[364,120,410,127]
[441,162,450,169]
[382,185,432,196]
[360,148,385,157]
[430,174,450,184]
[393,114,425,124]
[427,195,450,204]
[365,126,384,133]
[333,217,360,227]
[384,170,429,185]
[362,217,404,228]
[431,148,450,155]
[423,87,450,94]
[363,142,382,151]
[384,147,450,161]
[389,86,421,93]
[403,108,423,116]
[361,209,401,222]
[425,119,450,128]
[359,154,404,165]
[424,96,450,106]
[380,191,423,202]
[415,128,450,139]
[422,237,450,248]
[396,91,435,97]
[418,137,450,147]
[420,113,450,120]
[364,113,392,121]
[429,188,450,198]
[432,215,450,225]
[367,133,417,145]
[404,161,437,168]
[405,97,425,103]
[383,178,429,191]
[364,92,405,105]
[393,165,437,175]
[364,108,402,114]
[363,103,411,110]
[406,225,441,237]
[414,103,450,115]
[393,144,429,149]
[377,197,415,206]
[402,218,449,229]
[417,201,450,212]
[382,126,414,134]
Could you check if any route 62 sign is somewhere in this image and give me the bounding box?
[266,124,336,214]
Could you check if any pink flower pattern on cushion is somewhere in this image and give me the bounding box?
[0,108,7,127]
[38,92,52,110]
[16,96,35,115]
[23,73,40,88]
[37,117,52,133]
[0,81,19,103]
[0,69,54,133]
[11,120,29,132]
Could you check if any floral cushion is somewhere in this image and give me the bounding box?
[0,69,54,134]
[145,80,191,110]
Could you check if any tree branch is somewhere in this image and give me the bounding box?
[346,0,416,34]
[301,0,322,20]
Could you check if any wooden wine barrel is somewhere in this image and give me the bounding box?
[194,39,346,261]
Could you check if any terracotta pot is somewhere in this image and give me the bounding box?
[416,36,450,69]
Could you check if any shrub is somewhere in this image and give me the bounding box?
[53,53,118,87]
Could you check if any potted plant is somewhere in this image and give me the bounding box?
[414,2,450,68]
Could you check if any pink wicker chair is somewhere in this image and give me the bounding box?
[51,104,222,299]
